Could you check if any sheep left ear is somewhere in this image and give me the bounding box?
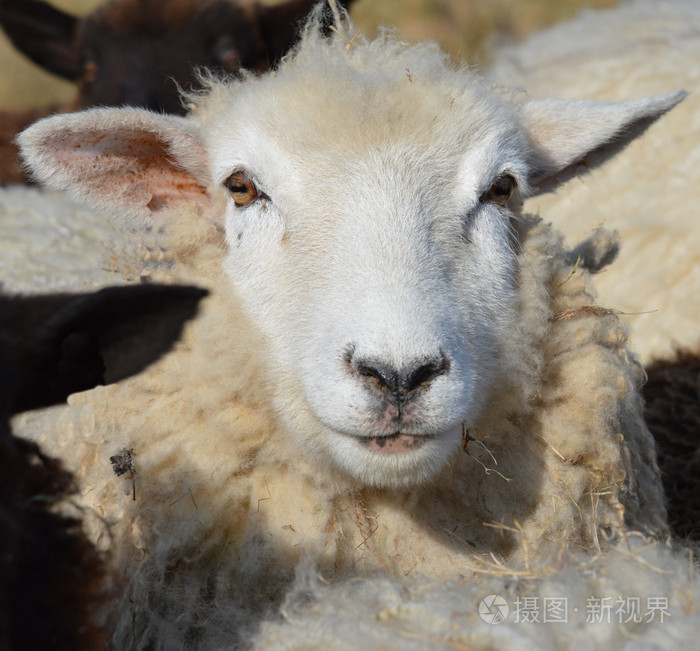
[17,107,212,224]
[522,90,686,195]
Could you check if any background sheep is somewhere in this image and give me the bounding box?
[10,7,693,646]
[0,0,355,183]
[1,284,206,650]
[489,0,700,366]
[643,350,700,541]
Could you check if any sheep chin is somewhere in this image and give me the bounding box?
[362,433,431,454]
[326,424,463,488]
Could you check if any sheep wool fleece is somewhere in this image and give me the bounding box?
[13,208,665,645]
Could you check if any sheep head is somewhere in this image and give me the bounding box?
[0,0,355,113]
[18,28,685,488]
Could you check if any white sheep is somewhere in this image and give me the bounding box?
[489,0,700,364]
[11,9,692,648]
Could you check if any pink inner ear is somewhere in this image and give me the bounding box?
[54,128,209,218]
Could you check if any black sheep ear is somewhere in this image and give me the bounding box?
[255,0,357,65]
[0,0,81,80]
[4,284,208,414]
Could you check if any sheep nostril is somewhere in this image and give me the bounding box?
[355,360,400,393]
[352,351,450,397]
[401,353,450,392]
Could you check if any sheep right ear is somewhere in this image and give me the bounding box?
[17,108,212,223]
[0,0,81,80]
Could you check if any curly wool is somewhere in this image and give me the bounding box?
[252,539,700,650]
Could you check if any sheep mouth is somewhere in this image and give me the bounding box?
[362,432,432,454]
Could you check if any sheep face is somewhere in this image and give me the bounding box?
[201,75,531,486]
[17,29,685,488]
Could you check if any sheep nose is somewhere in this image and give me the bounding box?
[352,352,450,399]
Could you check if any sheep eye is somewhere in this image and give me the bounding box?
[211,36,241,70]
[481,174,516,206]
[224,171,260,207]
[82,60,99,84]
[215,45,241,70]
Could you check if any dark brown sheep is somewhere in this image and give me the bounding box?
[0,0,355,183]
[643,350,700,543]
[0,283,207,649]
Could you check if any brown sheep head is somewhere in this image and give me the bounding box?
[0,0,355,113]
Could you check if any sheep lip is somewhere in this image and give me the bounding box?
[362,432,432,454]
